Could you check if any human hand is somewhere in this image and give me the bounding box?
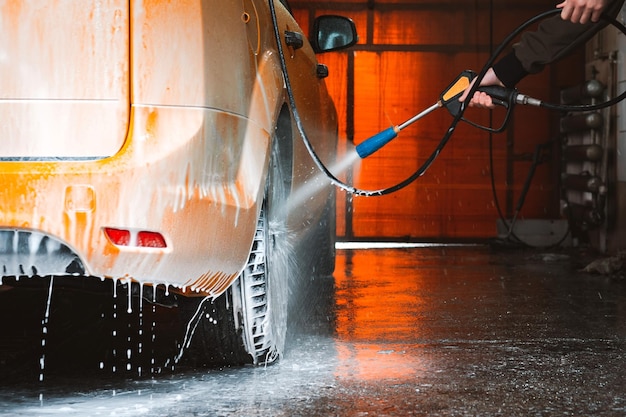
[557,0,609,24]
[458,68,505,109]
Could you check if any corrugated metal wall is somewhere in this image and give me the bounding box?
[291,0,585,241]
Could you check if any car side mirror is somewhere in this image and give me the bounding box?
[310,15,358,53]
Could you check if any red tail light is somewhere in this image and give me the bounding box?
[137,231,167,248]
[104,228,167,248]
[104,228,130,246]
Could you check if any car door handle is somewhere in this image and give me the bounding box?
[284,31,304,50]
[316,64,329,79]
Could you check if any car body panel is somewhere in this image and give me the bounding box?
[0,0,129,158]
[268,3,339,231]
[0,0,338,297]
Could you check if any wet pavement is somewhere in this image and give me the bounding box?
[1,245,625,416]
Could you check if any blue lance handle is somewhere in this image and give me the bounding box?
[355,126,399,158]
[355,102,441,159]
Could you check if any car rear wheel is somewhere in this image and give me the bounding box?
[177,116,290,367]
[235,202,286,365]
[176,200,287,367]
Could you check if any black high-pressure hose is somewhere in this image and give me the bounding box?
[268,4,626,196]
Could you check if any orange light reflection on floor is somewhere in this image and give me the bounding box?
[332,249,429,381]
[333,341,424,382]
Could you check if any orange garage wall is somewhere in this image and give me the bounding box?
[290,0,585,241]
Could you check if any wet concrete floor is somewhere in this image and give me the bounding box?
[1,245,625,416]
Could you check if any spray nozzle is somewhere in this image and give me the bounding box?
[355,126,399,158]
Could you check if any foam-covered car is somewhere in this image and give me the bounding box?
[0,0,356,366]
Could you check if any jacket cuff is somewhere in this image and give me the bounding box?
[492,51,529,88]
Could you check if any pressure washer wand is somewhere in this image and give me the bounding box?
[356,102,441,159]
[355,70,542,159]
[355,70,481,159]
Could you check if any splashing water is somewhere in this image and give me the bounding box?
[39,276,54,382]
[266,217,298,361]
[284,145,361,217]
[173,295,211,364]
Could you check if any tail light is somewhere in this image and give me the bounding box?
[104,228,167,248]
[137,231,167,248]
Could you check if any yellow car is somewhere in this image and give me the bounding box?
[0,0,356,366]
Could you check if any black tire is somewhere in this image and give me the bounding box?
[176,113,290,367]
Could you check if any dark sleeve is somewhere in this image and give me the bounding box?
[492,0,625,87]
[492,51,528,88]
